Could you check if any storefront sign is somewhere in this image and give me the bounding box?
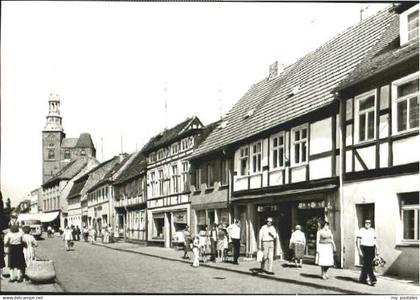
[298,201,325,209]
[174,211,187,224]
[257,205,279,212]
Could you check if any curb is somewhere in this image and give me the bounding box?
[92,242,374,295]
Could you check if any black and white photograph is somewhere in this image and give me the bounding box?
[0,0,419,296]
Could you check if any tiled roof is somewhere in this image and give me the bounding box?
[61,138,78,148]
[88,154,132,191]
[42,158,87,187]
[335,14,419,91]
[191,7,395,159]
[81,156,122,195]
[141,116,203,154]
[67,176,88,200]
[76,133,95,149]
[114,151,147,185]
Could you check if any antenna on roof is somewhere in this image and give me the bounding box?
[218,83,223,120]
[164,81,168,131]
[101,137,104,161]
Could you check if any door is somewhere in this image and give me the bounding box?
[298,208,324,257]
[355,203,375,265]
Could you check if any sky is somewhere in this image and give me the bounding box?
[1,1,390,206]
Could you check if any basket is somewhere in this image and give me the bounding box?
[26,259,56,283]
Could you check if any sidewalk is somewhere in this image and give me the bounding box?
[93,240,419,295]
[0,278,63,293]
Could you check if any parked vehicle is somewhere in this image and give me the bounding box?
[20,219,42,239]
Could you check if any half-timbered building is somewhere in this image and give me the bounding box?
[335,3,419,279]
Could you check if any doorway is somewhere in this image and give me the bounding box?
[298,208,324,258]
[355,203,375,265]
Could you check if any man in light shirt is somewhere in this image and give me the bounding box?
[258,217,278,274]
[227,219,241,265]
[356,219,377,286]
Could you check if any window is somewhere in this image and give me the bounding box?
[221,159,229,186]
[150,172,156,197]
[408,10,419,41]
[239,147,249,176]
[399,192,419,242]
[271,133,285,169]
[355,91,376,143]
[182,162,189,192]
[172,143,179,155]
[48,149,55,159]
[251,142,262,173]
[207,163,214,187]
[172,165,179,193]
[158,170,164,196]
[195,167,201,190]
[393,73,419,133]
[64,149,71,160]
[292,125,308,165]
[157,149,165,160]
[181,139,188,151]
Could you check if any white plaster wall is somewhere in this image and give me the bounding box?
[379,143,389,168]
[379,115,389,139]
[309,157,331,180]
[269,170,283,186]
[356,145,375,170]
[310,118,332,155]
[291,165,306,183]
[250,174,261,189]
[234,176,248,191]
[342,174,419,279]
[393,136,419,166]
[346,150,352,173]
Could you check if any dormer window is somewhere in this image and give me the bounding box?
[400,4,419,45]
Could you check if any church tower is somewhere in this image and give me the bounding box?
[42,92,66,183]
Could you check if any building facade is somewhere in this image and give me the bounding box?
[144,117,203,247]
[335,3,419,280]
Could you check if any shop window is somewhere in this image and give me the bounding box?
[392,73,419,134]
[251,141,262,174]
[291,125,308,165]
[355,90,376,143]
[399,192,419,242]
[239,146,249,176]
[153,217,164,239]
[271,133,285,169]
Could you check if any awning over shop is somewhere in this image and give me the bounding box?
[39,211,60,223]
[191,201,228,210]
[190,188,228,210]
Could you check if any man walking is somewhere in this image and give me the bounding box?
[356,219,377,286]
[258,217,278,275]
[63,226,73,251]
[227,219,241,265]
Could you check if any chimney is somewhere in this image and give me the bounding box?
[268,61,284,80]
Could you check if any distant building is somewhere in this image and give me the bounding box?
[42,93,96,184]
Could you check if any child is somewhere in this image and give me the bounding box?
[22,226,38,266]
[192,235,200,268]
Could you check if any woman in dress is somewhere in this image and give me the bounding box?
[316,221,336,279]
[217,224,227,262]
[289,225,306,268]
[191,235,200,268]
[4,224,26,282]
[22,226,38,266]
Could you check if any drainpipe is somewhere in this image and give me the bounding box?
[336,92,345,269]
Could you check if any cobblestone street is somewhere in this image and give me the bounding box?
[1,235,419,294]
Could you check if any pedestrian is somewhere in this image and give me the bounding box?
[209,223,218,261]
[90,227,97,244]
[8,214,19,228]
[227,219,241,264]
[182,225,192,259]
[63,226,73,251]
[316,221,336,280]
[356,219,377,286]
[191,234,200,268]
[258,217,277,275]
[289,225,306,268]
[103,226,109,244]
[71,225,76,241]
[216,224,227,262]
[4,224,26,282]
[47,225,52,238]
[22,226,38,267]
[76,226,81,241]
[108,225,114,243]
[83,226,89,242]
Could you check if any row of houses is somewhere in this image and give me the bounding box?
[34,3,418,280]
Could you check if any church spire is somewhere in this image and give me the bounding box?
[43,92,64,132]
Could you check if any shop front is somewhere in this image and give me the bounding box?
[126,204,147,242]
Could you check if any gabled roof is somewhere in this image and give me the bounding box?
[76,133,95,149]
[191,7,395,159]
[88,154,132,192]
[335,14,419,92]
[42,158,88,187]
[61,138,78,148]
[141,116,203,154]
[114,151,147,185]
[67,176,88,200]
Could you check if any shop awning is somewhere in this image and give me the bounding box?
[190,188,228,210]
[39,211,60,223]
[231,184,338,202]
[191,201,228,210]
